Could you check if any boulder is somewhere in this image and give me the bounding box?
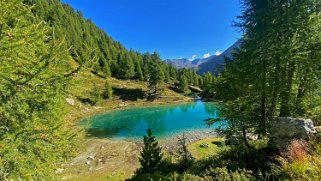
[269,117,316,149]
[225,135,241,146]
[55,168,64,174]
[315,126,321,133]
[65,98,75,106]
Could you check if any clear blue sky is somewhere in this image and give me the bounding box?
[61,0,242,60]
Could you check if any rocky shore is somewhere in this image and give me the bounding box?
[61,129,218,180]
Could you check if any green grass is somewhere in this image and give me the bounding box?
[188,137,228,160]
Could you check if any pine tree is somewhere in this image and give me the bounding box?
[135,60,144,81]
[103,61,111,77]
[103,79,113,100]
[90,83,101,104]
[148,62,165,93]
[138,127,163,174]
[179,75,189,93]
[177,133,194,171]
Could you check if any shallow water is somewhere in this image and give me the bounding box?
[82,101,222,140]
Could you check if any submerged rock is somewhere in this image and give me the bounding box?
[269,117,316,149]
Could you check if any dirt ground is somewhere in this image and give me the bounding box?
[61,129,218,181]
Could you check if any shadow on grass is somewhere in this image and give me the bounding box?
[113,87,146,101]
[190,143,279,178]
[76,96,96,105]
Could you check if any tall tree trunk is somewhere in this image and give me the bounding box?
[295,80,306,116]
[280,62,295,117]
[259,68,267,137]
[242,126,252,151]
[268,59,281,123]
[260,90,267,137]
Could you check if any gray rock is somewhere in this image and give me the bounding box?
[65,98,75,106]
[225,135,241,145]
[200,143,210,148]
[269,117,316,149]
[88,166,93,171]
[87,156,95,160]
[247,134,258,141]
[55,168,64,174]
[315,126,321,133]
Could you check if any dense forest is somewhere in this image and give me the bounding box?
[23,0,201,91]
[1,0,321,180]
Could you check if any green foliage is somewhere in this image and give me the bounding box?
[201,72,216,98]
[178,75,189,93]
[202,0,321,141]
[102,79,113,100]
[25,0,182,84]
[138,127,163,174]
[177,133,194,171]
[89,83,101,104]
[206,167,252,181]
[135,60,144,81]
[148,56,165,87]
[0,0,73,179]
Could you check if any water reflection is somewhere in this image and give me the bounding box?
[82,101,221,139]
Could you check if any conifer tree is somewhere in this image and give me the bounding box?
[177,133,194,171]
[0,0,72,179]
[135,60,144,81]
[103,79,113,100]
[179,75,189,93]
[138,127,163,174]
[148,63,165,92]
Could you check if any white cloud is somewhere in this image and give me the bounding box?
[203,53,211,59]
[189,54,197,61]
[215,51,222,56]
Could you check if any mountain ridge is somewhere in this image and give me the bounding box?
[166,40,242,74]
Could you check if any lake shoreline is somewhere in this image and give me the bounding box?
[66,97,194,125]
[62,128,219,180]
[63,98,221,180]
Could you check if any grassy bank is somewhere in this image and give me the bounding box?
[64,70,192,125]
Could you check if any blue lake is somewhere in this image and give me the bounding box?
[82,101,221,140]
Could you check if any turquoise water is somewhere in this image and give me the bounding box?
[82,101,221,139]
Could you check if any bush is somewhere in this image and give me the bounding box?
[205,167,253,181]
[270,139,321,180]
[283,140,308,162]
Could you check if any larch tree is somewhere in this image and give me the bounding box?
[0,0,73,179]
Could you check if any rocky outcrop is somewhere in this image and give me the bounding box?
[269,117,316,149]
